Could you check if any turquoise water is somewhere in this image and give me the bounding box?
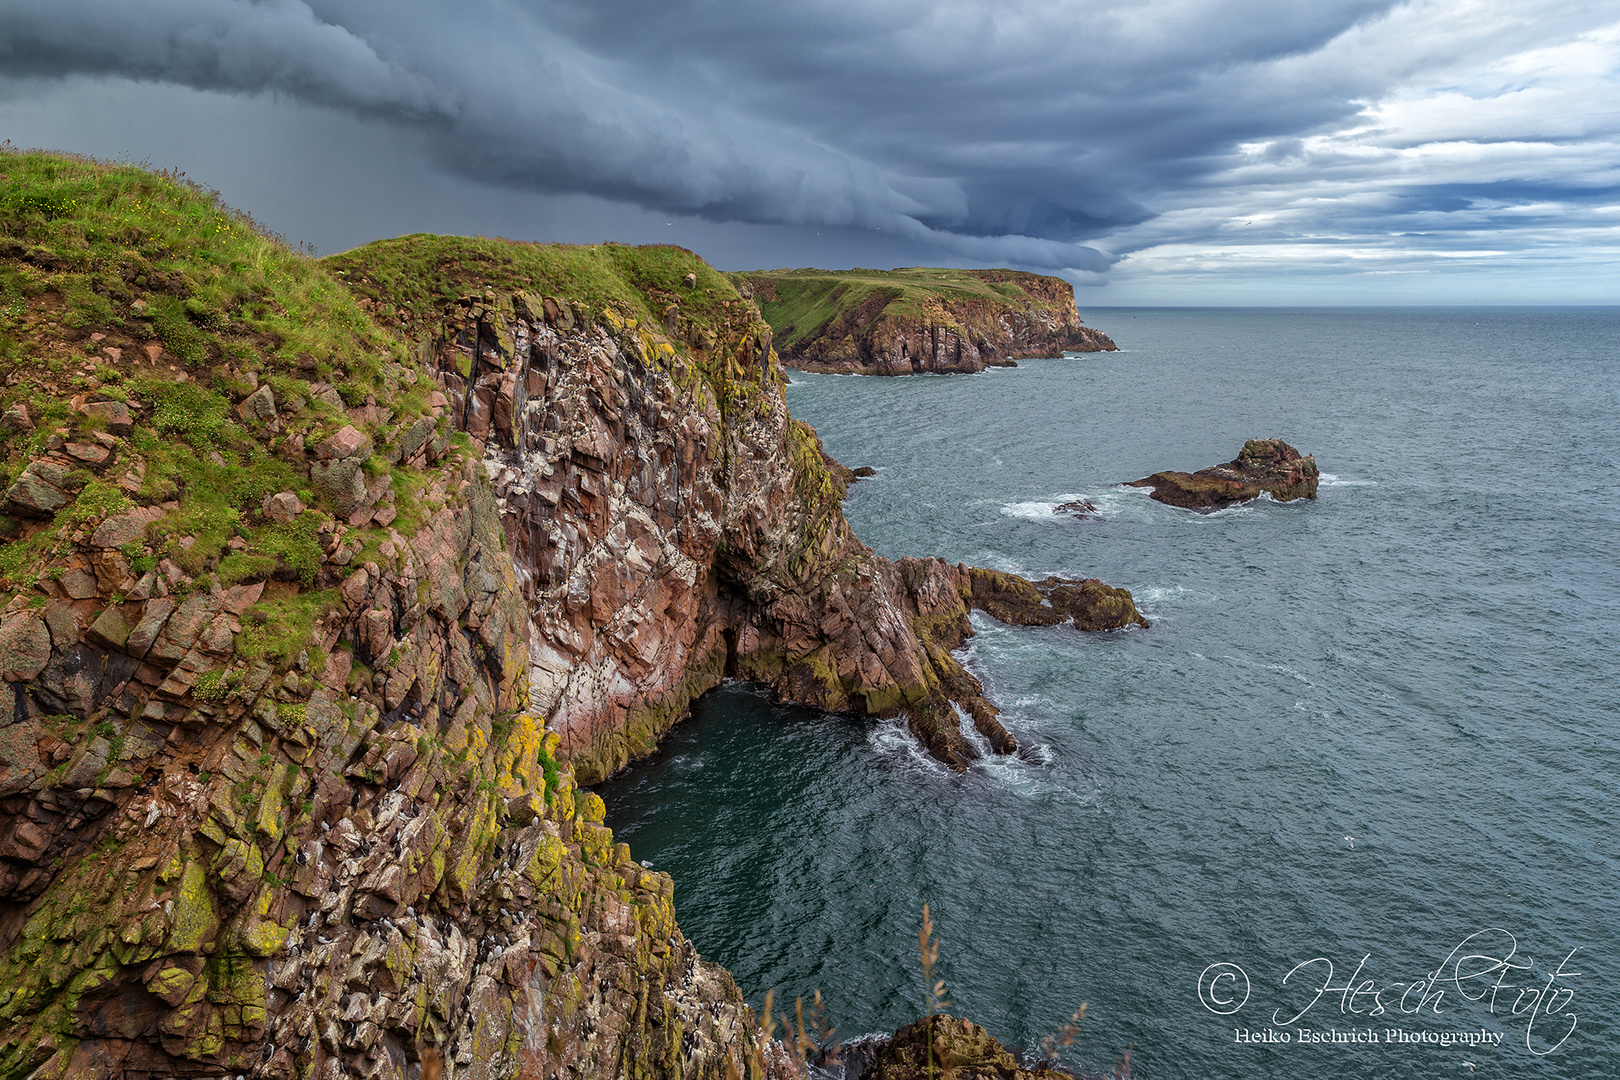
[599,308,1619,1078]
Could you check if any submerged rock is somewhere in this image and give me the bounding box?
[1053,498,1099,519]
[1128,438,1319,511]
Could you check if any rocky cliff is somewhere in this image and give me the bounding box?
[0,153,763,1080]
[0,152,1142,1080]
[325,239,1144,780]
[730,268,1115,375]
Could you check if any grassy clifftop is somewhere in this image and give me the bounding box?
[730,266,1113,373]
[324,234,766,363]
[730,267,1063,351]
[0,150,441,640]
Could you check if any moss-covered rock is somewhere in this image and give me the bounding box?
[870,1014,1075,1080]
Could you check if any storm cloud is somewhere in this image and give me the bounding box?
[2,0,1617,296]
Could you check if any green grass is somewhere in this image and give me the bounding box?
[143,379,232,448]
[324,235,744,346]
[729,267,1050,349]
[235,590,340,665]
[0,148,449,604]
[324,235,782,417]
[55,480,132,530]
[0,147,407,382]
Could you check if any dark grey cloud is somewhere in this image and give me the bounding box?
[2,0,1617,297]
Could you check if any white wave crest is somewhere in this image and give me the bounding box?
[1133,583,1191,605]
[1000,499,1065,520]
[867,719,952,775]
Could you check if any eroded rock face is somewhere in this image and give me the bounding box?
[0,228,1143,1080]
[1129,438,1320,511]
[413,287,1144,781]
[0,453,765,1080]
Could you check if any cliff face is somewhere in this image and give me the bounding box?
[731,268,1115,375]
[0,156,761,1080]
[325,238,1146,783]
[0,154,1143,1080]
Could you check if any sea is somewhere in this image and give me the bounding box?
[598,308,1619,1079]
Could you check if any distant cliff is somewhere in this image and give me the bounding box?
[731,267,1115,375]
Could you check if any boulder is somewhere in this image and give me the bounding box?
[262,491,305,523]
[62,442,110,465]
[4,469,71,516]
[79,399,133,435]
[89,506,161,548]
[237,384,276,421]
[0,613,52,681]
[1129,437,1319,511]
[313,424,371,461]
[311,458,367,517]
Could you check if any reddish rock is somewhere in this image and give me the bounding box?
[262,491,305,523]
[393,284,1150,781]
[89,506,160,548]
[1129,438,1320,511]
[313,424,370,461]
[79,398,133,435]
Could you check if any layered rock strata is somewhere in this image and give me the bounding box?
[734,269,1115,375]
[0,159,767,1080]
[1128,438,1320,511]
[330,240,1147,780]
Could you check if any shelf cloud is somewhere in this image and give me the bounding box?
[2,0,1616,295]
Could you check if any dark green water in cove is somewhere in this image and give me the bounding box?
[599,308,1620,1079]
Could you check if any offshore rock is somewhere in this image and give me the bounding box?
[962,567,1148,633]
[1128,438,1319,511]
[735,268,1115,375]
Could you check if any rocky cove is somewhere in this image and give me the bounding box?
[0,154,1140,1079]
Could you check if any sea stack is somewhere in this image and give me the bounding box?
[1128,438,1319,510]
